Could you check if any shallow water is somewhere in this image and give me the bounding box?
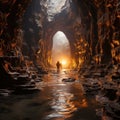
[0,69,100,120]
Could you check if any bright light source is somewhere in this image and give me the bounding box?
[61,59,67,66]
[51,31,71,68]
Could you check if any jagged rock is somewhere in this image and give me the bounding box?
[104,102,120,119]
[0,89,12,96]
[112,73,120,80]
[96,95,109,105]
[15,75,30,84]
[82,79,101,95]
[102,87,117,101]
[35,78,43,82]
[62,77,76,82]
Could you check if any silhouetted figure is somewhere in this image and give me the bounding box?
[56,61,61,72]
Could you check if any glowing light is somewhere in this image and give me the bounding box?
[59,57,71,68]
[61,59,67,66]
[51,31,71,68]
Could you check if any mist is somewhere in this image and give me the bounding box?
[51,31,71,68]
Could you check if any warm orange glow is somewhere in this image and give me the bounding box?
[61,59,67,66]
[51,31,71,68]
[59,57,71,68]
[81,99,88,108]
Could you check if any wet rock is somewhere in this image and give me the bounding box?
[35,78,43,82]
[14,74,30,85]
[111,72,120,84]
[31,74,37,79]
[37,66,48,74]
[18,83,35,88]
[83,83,101,95]
[62,77,76,82]
[8,71,20,78]
[81,78,101,95]
[101,87,117,101]
[0,89,12,96]
[96,95,109,105]
[81,64,108,79]
[10,76,40,95]
[12,87,40,95]
[104,102,120,119]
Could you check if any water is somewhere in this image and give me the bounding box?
[0,69,100,120]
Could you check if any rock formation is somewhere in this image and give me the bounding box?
[0,0,120,85]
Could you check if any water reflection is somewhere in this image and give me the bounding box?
[45,69,88,120]
[0,69,100,120]
[52,91,76,114]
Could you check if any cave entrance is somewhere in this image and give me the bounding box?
[51,31,71,68]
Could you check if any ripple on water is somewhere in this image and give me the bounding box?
[45,91,77,120]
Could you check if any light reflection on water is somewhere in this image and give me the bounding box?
[44,69,88,120]
[51,92,76,114]
[0,69,100,120]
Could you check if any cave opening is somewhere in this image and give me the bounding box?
[22,0,81,68]
[40,0,72,22]
[51,31,71,68]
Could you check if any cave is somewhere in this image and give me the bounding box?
[0,0,120,120]
[1,0,119,68]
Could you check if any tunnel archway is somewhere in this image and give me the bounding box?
[1,0,119,68]
[22,0,96,67]
[51,31,71,68]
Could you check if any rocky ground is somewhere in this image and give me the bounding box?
[0,56,48,96]
[79,63,120,119]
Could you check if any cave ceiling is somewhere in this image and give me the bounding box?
[0,0,97,49]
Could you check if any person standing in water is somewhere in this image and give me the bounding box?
[56,61,62,72]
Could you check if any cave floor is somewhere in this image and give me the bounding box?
[0,69,114,120]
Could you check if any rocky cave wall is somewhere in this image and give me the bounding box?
[0,0,31,57]
[96,0,120,64]
[0,0,120,68]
